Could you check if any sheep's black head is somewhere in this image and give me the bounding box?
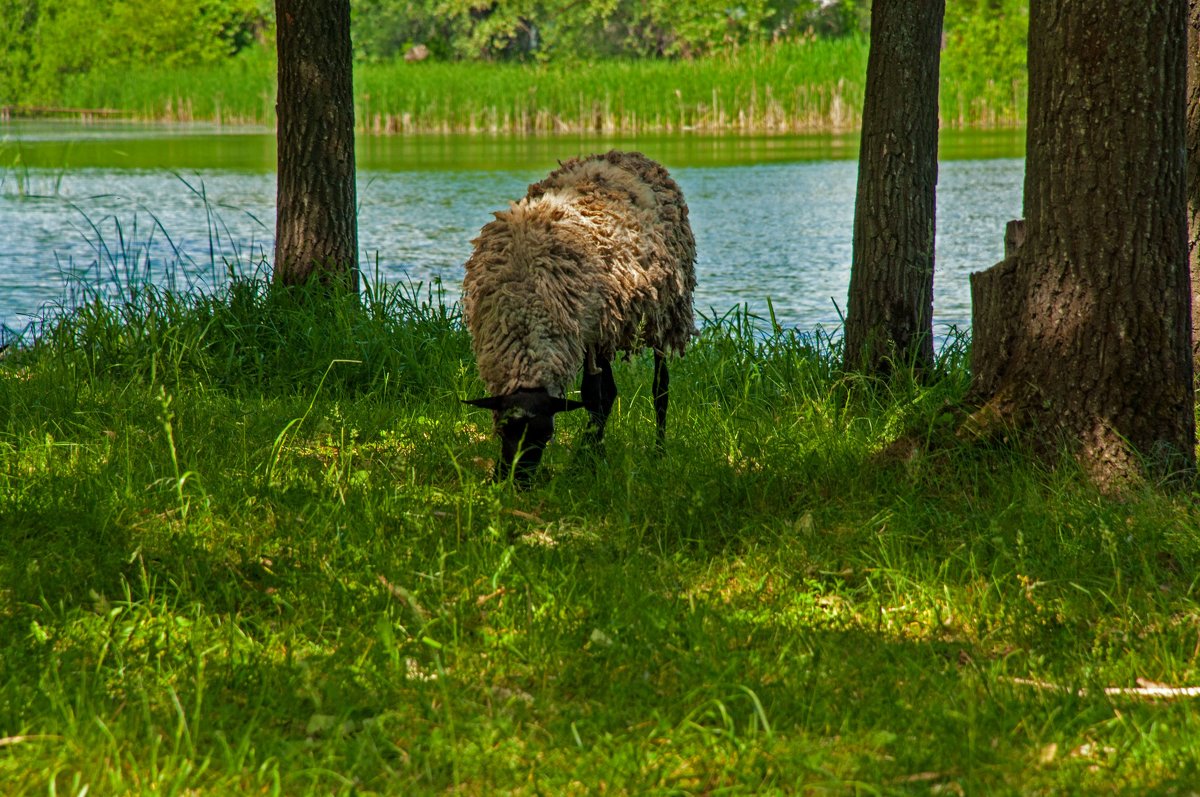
[463,388,586,486]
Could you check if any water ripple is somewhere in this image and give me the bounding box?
[0,157,1022,344]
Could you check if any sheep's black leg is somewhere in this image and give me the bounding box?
[580,352,617,452]
[653,350,669,451]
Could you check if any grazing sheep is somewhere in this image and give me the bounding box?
[462,150,697,484]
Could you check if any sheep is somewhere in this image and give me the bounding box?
[461,150,697,485]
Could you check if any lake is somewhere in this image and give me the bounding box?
[0,121,1024,344]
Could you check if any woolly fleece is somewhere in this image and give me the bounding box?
[463,150,697,398]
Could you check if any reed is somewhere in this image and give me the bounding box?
[356,37,869,135]
[52,35,1026,135]
[58,47,278,126]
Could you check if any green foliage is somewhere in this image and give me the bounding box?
[349,0,847,63]
[0,0,270,105]
[941,0,1029,125]
[0,0,38,103]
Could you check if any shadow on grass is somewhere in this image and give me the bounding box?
[4,281,1200,792]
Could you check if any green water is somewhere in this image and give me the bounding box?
[1,121,1024,172]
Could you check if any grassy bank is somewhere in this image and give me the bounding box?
[2,268,1198,793]
[49,36,1025,134]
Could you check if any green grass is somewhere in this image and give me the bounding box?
[355,37,870,135]
[56,47,278,125]
[50,35,1025,134]
[3,258,1199,793]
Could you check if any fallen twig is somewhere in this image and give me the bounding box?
[0,735,61,747]
[1005,676,1200,699]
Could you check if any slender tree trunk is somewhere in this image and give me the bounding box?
[273,0,359,293]
[967,0,1193,488]
[1189,0,1200,372]
[843,0,944,376]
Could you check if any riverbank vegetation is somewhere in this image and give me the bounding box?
[3,264,1199,792]
[1,0,1028,133]
[63,39,874,134]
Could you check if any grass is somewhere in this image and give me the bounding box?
[56,47,278,126]
[3,242,1200,794]
[49,35,1025,134]
[355,37,870,135]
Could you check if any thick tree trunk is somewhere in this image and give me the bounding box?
[968,0,1194,487]
[273,0,359,293]
[843,0,944,376]
[1189,0,1200,371]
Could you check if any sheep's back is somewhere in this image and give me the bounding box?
[464,151,696,396]
[531,151,696,354]
[463,197,604,396]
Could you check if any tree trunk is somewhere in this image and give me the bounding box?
[843,0,945,376]
[273,0,359,293]
[1189,0,1200,372]
[967,0,1194,488]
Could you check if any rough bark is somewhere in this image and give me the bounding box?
[968,0,1194,488]
[273,0,359,292]
[843,0,945,376]
[967,219,1025,402]
[1189,0,1200,371]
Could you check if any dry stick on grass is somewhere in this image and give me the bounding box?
[0,735,62,747]
[1005,677,1200,699]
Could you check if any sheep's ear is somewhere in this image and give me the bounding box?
[463,396,507,411]
[463,393,586,415]
[551,398,587,414]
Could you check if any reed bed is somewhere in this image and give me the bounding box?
[52,36,1027,135]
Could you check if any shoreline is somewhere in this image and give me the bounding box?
[0,120,1026,173]
[0,108,1026,138]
